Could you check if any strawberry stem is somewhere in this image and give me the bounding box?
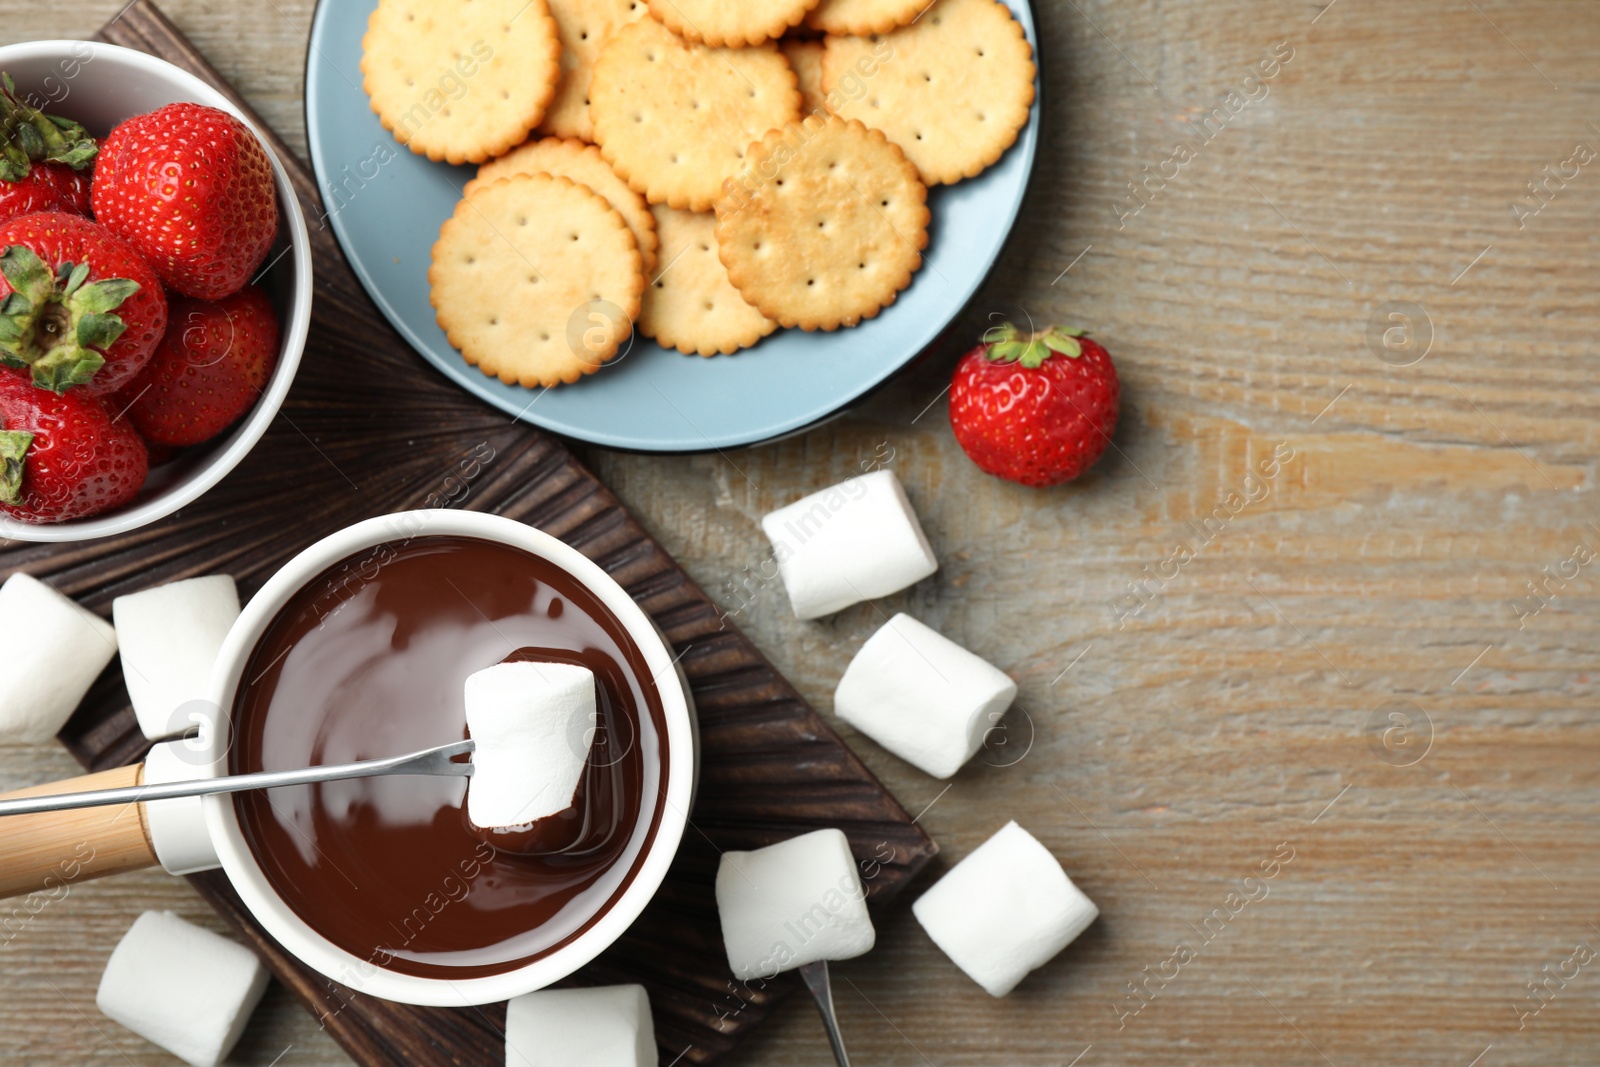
[0,429,30,505]
[0,245,137,393]
[983,323,1089,369]
[0,73,98,182]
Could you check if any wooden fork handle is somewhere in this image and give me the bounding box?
[0,764,158,900]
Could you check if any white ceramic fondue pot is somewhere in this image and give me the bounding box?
[0,510,698,1007]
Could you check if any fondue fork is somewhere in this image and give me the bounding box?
[0,739,476,818]
[800,961,853,1067]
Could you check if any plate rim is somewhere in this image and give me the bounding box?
[304,0,1040,453]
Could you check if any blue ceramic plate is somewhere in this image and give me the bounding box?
[305,1,1039,452]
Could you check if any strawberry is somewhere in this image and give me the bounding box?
[0,211,167,396]
[0,161,93,222]
[0,73,97,222]
[125,284,280,447]
[142,439,179,468]
[90,103,278,300]
[0,72,97,178]
[948,323,1121,488]
[0,366,148,523]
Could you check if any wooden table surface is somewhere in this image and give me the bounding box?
[3,1,1598,1064]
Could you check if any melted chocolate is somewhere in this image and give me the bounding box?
[231,535,668,980]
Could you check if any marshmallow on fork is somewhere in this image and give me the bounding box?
[506,984,656,1067]
[913,821,1098,996]
[0,572,118,743]
[716,828,875,980]
[464,661,595,830]
[96,910,270,1067]
[113,575,240,739]
[834,612,1018,779]
[760,470,937,620]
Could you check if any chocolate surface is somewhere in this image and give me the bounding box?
[231,534,668,979]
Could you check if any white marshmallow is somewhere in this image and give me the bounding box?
[113,575,240,739]
[834,613,1017,779]
[912,821,1098,997]
[95,910,269,1067]
[464,661,594,830]
[505,984,655,1067]
[760,470,937,620]
[142,741,221,876]
[0,572,117,743]
[715,828,875,980]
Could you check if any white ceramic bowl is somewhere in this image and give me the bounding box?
[0,40,311,543]
[201,511,697,1006]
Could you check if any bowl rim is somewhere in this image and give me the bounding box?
[0,39,312,543]
[200,510,697,1006]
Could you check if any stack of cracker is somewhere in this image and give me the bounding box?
[362,0,1036,387]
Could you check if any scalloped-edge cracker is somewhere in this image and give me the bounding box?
[642,205,777,356]
[781,38,831,117]
[823,0,1035,185]
[806,0,929,35]
[430,175,644,388]
[647,0,821,48]
[714,116,928,331]
[362,0,561,164]
[468,137,660,274]
[540,0,649,141]
[590,17,801,211]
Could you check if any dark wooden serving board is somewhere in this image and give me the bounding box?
[0,4,937,1063]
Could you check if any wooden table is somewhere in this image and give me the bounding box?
[2,1,1598,1063]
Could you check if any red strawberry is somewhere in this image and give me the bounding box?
[141,439,179,468]
[0,73,97,222]
[91,103,278,300]
[948,324,1121,488]
[0,72,96,171]
[126,284,280,447]
[0,161,93,222]
[0,367,148,523]
[0,211,167,396]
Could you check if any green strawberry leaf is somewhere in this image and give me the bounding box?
[60,261,90,297]
[0,246,54,305]
[76,310,127,351]
[985,324,1093,367]
[0,72,100,179]
[0,429,31,505]
[31,346,103,393]
[1040,331,1083,358]
[1017,341,1051,369]
[982,321,1020,346]
[69,277,139,316]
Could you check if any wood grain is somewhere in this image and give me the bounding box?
[0,763,155,898]
[1,0,1599,1065]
